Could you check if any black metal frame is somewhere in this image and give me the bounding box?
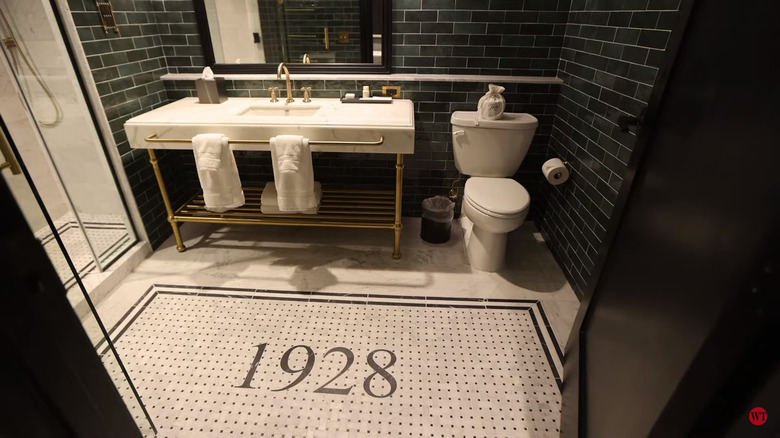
[193,0,392,74]
[560,1,696,435]
[561,0,780,435]
[0,116,147,437]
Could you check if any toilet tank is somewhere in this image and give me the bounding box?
[451,111,539,177]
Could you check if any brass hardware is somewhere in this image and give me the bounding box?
[3,37,15,49]
[277,62,294,103]
[448,173,464,202]
[288,34,317,38]
[338,31,349,43]
[146,147,405,257]
[96,1,120,34]
[284,8,315,12]
[0,126,22,175]
[324,27,330,50]
[167,188,401,238]
[301,87,312,103]
[393,154,404,259]
[302,53,311,64]
[144,133,384,146]
[147,149,185,252]
[382,85,401,98]
[269,87,279,102]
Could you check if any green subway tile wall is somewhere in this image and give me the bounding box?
[68,0,680,297]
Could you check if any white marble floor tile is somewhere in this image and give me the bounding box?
[93,217,581,437]
[100,285,562,438]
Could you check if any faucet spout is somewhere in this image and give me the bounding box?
[277,62,294,103]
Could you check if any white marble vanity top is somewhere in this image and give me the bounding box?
[124,97,415,154]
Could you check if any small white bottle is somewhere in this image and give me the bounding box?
[362,85,370,98]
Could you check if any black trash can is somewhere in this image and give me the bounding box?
[420,196,455,243]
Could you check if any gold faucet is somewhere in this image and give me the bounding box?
[277,62,294,103]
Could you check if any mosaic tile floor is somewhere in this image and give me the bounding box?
[100,285,562,438]
[36,212,131,289]
[94,218,579,437]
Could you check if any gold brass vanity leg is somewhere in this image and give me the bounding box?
[148,149,186,252]
[392,153,404,259]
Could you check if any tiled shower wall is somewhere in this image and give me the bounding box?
[68,0,202,247]
[537,0,681,295]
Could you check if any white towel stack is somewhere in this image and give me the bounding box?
[192,133,244,212]
[261,182,321,214]
[269,135,318,212]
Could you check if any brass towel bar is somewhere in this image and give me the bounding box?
[144,133,384,146]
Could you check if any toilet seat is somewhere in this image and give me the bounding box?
[464,178,530,218]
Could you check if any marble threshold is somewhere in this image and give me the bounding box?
[91,218,580,355]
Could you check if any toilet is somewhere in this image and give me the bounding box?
[451,111,538,271]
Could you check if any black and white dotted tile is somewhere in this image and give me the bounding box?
[101,285,562,437]
[35,212,131,289]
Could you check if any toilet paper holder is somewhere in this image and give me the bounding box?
[542,158,571,185]
[553,161,570,179]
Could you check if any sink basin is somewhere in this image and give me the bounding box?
[125,97,415,154]
[238,104,321,117]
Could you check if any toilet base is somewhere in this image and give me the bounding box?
[467,225,508,272]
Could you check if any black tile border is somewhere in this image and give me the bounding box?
[38,223,96,290]
[97,283,564,392]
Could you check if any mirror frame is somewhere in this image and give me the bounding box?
[193,0,392,74]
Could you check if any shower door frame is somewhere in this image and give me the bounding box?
[48,0,148,249]
[0,173,144,437]
[1,113,157,435]
[0,0,150,270]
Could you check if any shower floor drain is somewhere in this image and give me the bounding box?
[101,285,562,437]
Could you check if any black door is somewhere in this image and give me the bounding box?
[561,0,780,436]
[0,117,143,437]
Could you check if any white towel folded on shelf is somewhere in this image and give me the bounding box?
[261,181,321,214]
[270,135,318,212]
[192,133,245,212]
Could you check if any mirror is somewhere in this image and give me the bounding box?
[194,0,391,74]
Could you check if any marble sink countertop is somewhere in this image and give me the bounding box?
[124,97,416,154]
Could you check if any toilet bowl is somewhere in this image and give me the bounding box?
[451,111,538,272]
[462,178,529,271]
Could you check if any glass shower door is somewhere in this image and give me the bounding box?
[0,0,137,275]
[1,114,156,436]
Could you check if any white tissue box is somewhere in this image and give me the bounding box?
[195,78,227,104]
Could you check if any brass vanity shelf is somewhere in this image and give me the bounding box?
[175,187,395,227]
[147,145,404,259]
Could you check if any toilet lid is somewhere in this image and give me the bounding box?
[464,178,530,215]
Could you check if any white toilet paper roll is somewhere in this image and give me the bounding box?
[543,158,569,185]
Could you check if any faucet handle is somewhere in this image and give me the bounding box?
[301,87,312,103]
[269,87,279,102]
